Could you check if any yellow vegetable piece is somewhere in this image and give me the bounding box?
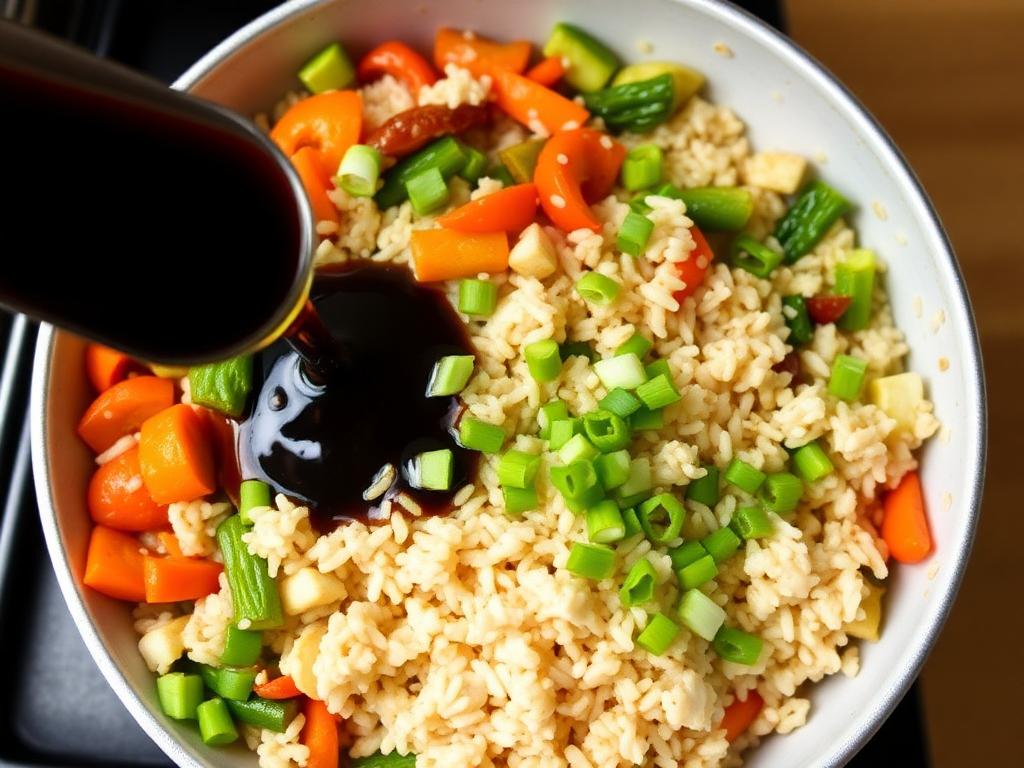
[869,372,924,433]
[846,581,885,642]
[612,61,705,112]
[148,364,191,379]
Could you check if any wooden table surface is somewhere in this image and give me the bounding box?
[786,1,1024,764]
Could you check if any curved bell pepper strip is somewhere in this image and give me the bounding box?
[410,230,509,282]
[881,470,932,563]
[83,525,146,602]
[436,183,539,234]
[85,343,146,393]
[289,147,338,226]
[526,56,567,88]
[434,27,531,77]
[253,675,303,700]
[269,90,362,172]
[720,690,764,741]
[78,376,176,454]
[88,447,168,532]
[534,128,625,232]
[672,226,714,302]
[302,698,340,768]
[357,41,437,93]
[143,556,223,603]
[489,67,590,136]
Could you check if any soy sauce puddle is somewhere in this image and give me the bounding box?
[239,263,478,530]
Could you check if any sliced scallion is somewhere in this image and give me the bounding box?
[586,500,626,544]
[638,493,685,545]
[677,589,727,641]
[635,612,680,656]
[525,339,562,382]
[758,472,803,516]
[594,353,648,390]
[427,355,475,397]
[576,271,622,305]
[724,458,766,494]
[828,354,867,401]
[498,450,541,489]
[619,557,657,607]
[791,440,834,483]
[617,211,655,257]
[713,626,764,665]
[458,417,505,453]
[337,144,382,198]
[566,542,616,580]
[405,166,449,216]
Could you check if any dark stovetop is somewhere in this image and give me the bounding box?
[0,2,929,766]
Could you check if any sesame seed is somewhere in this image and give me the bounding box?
[938,356,950,372]
[237,619,252,630]
[550,194,567,209]
[561,56,571,69]
[556,153,569,165]
[636,39,654,54]
[941,491,953,511]
[599,135,613,150]
[527,108,538,119]
[561,120,580,131]
[895,232,908,245]
[871,200,889,221]
[713,41,734,58]
[912,296,923,318]
[102,409,113,420]
[696,256,709,269]
[462,29,476,40]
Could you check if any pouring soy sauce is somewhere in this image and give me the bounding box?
[0,23,476,526]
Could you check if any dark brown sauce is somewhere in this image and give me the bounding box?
[0,63,304,363]
[239,263,478,528]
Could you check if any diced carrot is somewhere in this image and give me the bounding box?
[157,531,184,559]
[720,690,764,742]
[672,226,714,301]
[197,408,242,507]
[534,128,625,232]
[881,471,932,563]
[302,698,340,768]
[358,41,437,93]
[434,27,531,78]
[78,376,176,454]
[138,404,216,504]
[143,556,223,603]
[87,447,168,532]
[410,230,509,282]
[270,90,362,172]
[85,343,146,393]
[83,525,146,602]
[489,67,590,136]
[290,147,338,226]
[436,183,539,234]
[526,56,566,88]
[254,675,303,700]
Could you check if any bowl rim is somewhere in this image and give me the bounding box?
[30,1,987,767]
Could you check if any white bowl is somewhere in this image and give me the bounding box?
[31,1,986,766]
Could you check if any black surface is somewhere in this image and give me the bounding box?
[0,1,928,766]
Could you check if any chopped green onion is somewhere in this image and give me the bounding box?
[537,400,569,439]
[583,74,675,133]
[559,340,597,362]
[635,612,680,656]
[834,249,876,331]
[458,146,488,184]
[731,234,784,278]
[638,493,685,545]
[586,500,626,544]
[617,211,655,257]
[337,144,383,198]
[582,409,631,453]
[630,406,664,431]
[669,540,708,571]
[671,186,754,232]
[525,339,562,382]
[774,179,852,263]
[558,433,600,465]
[297,42,355,93]
[828,354,867,401]
[376,136,466,209]
[791,441,834,483]
[487,163,517,188]
[427,355,475,397]
[619,557,657,607]
[724,458,766,494]
[217,515,283,630]
[239,479,272,526]
[730,505,774,540]
[782,295,814,345]
[677,589,727,641]
[498,449,541,488]
[629,196,653,216]
[576,271,622,305]
[713,626,764,665]
[685,464,720,507]
[616,332,653,360]
[595,449,632,490]
[635,373,681,410]
[548,418,582,450]
[405,166,450,215]
[458,279,498,317]
[415,449,453,491]
[644,358,671,381]
[502,485,538,516]
[157,672,204,720]
[676,553,717,590]
[549,460,605,510]
[599,387,643,419]
[458,417,505,453]
[226,697,299,733]
[702,526,742,563]
[594,353,648,390]
[199,664,257,702]
[197,698,238,746]
[622,145,663,191]
[622,507,643,538]
[759,472,803,515]
[220,625,262,667]
[566,542,616,580]
[188,356,253,419]
[615,457,653,500]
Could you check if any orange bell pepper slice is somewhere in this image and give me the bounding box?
[138,404,216,505]
[673,226,715,301]
[434,27,531,78]
[526,56,566,88]
[269,90,362,172]
[489,67,590,136]
[720,690,764,741]
[410,230,509,282]
[358,41,437,93]
[882,471,932,563]
[436,183,539,234]
[254,675,303,700]
[535,128,625,232]
[289,147,338,226]
[302,698,340,768]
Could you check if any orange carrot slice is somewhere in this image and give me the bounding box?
[436,183,539,234]
[83,525,146,602]
[882,471,932,563]
[143,556,223,603]
[78,376,175,454]
[85,343,146,393]
[434,28,531,77]
[138,404,216,504]
[410,230,509,282]
[254,675,303,700]
[721,690,764,742]
[88,447,168,532]
[302,698,340,768]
